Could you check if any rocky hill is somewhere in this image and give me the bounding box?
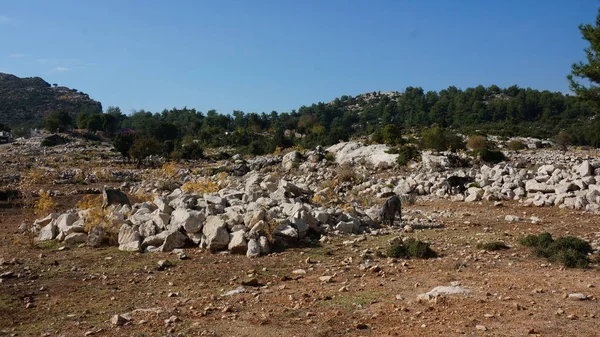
[0,72,102,127]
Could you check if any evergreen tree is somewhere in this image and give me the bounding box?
[568,7,600,108]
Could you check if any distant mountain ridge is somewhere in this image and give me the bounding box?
[0,72,102,127]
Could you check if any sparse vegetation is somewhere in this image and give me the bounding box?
[520,232,593,268]
[34,191,57,217]
[387,238,438,259]
[507,140,527,151]
[396,144,420,166]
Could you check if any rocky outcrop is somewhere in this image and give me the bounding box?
[0,72,102,127]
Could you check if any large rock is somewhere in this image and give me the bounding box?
[246,238,261,257]
[326,141,398,168]
[259,236,270,254]
[525,180,555,193]
[335,220,358,234]
[64,232,88,245]
[34,213,59,227]
[56,213,80,233]
[37,223,57,241]
[579,160,594,177]
[228,230,248,254]
[129,208,153,226]
[138,220,157,238]
[86,226,105,247]
[159,230,188,252]
[170,208,205,233]
[151,210,170,230]
[555,182,579,194]
[417,286,470,300]
[118,224,141,251]
[142,231,169,248]
[153,196,173,214]
[282,151,302,171]
[202,216,230,251]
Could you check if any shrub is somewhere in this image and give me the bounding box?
[467,135,488,151]
[387,238,438,259]
[382,124,404,146]
[397,145,420,166]
[181,178,219,194]
[476,241,509,251]
[324,152,335,162]
[41,135,70,147]
[34,191,58,217]
[180,142,204,160]
[130,136,161,167]
[520,232,592,268]
[336,164,358,183]
[507,140,527,151]
[421,127,465,152]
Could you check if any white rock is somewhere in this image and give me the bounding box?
[37,223,57,241]
[170,208,205,233]
[417,286,470,300]
[153,196,173,214]
[129,208,153,226]
[579,161,593,177]
[63,232,87,245]
[326,141,398,168]
[56,212,80,233]
[525,180,555,193]
[246,238,261,257]
[151,210,170,230]
[228,230,248,254]
[505,215,521,222]
[202,215,230,251]
[118,224,141,252]
[259,236,270,254]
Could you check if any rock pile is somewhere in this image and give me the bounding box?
[36,173,379,256]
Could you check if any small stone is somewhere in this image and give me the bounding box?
[567,293,586,301]
[110,314,131,326]
[475,325,487,331]
[319,276,334,283]
[157,260,173,270]
[292,269,306,275]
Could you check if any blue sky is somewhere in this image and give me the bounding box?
[1,0,598,114]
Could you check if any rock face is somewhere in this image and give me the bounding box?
[0,72,102,126]
[326,142,398,168]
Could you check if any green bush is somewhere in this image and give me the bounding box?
[387,238,438,259]
[396,145,420,166]
[520,232,592,268]
[180,142,204,160]
[476,241,509,251]
[421,127,465,152]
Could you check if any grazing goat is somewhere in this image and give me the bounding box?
[446,175,474,194]
[380,195,402,226]
[102,187,131,209]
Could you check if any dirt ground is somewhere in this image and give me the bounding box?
[1,193,599,337]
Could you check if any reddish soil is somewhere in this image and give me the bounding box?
[1,196,599,337]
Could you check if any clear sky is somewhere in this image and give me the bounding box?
[1,0,598,115]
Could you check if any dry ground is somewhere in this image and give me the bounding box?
[1,194,599,337]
